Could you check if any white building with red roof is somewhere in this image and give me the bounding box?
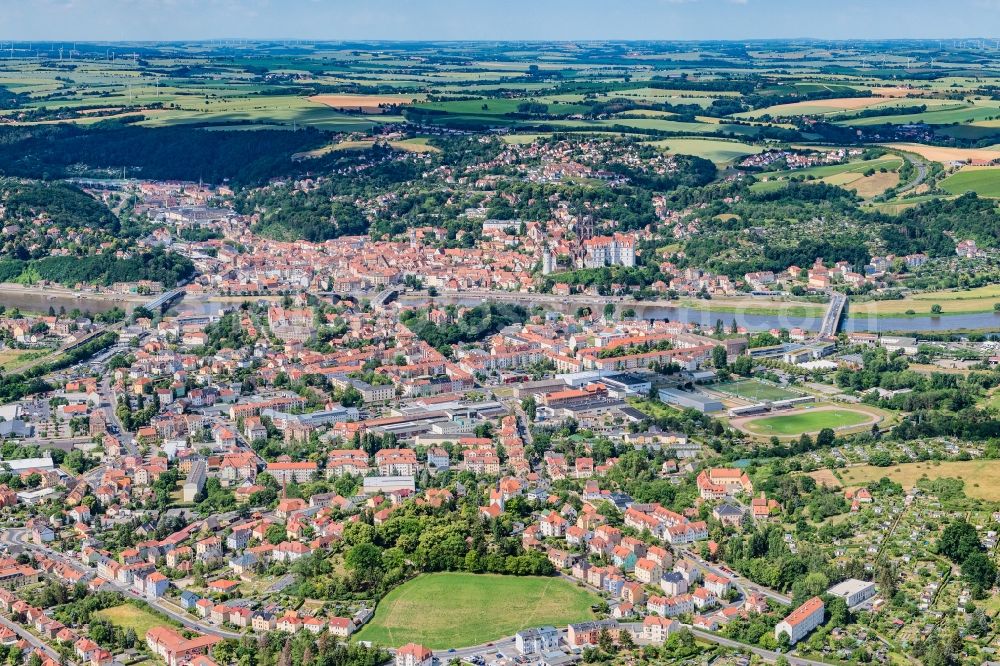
[775,596,825,645]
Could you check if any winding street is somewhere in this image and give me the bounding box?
[5,523,825,664]
[892,151,929,196]
[0,528,242,640]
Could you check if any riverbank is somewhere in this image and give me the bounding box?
[849,284,1000,318]
[0,282,146,315]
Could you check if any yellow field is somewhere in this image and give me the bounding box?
[742,95,930,119]
[846,171,900,198]
[807,468,840,487]
[308,94,424,112]
[818,461,1000,501]
[883,143,1000,164]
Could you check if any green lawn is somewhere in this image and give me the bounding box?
[644,137,766,164]
[717,380,801,402]
[742,408,873,436]
[940,168,1000,197]
[353,573,598,648]
[95,603,175,637]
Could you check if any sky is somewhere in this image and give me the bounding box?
[3,0,1000,42]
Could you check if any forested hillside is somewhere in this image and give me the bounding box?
[0,249,194,288]
[0,123,330,186]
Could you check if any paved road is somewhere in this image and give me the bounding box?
[680,549,792,606]
[894,151,929,196]
[0,613,65,661]
[688,627,830,666]
[100,373,139,456]
[818,291,847,338]
[1,528,242,640]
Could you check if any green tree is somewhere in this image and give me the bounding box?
[521,397,537,421]
[711,345,728,369]
[939,519,984,563]
[962,552,997,591]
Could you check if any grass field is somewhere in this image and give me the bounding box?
[820,461,1000,501]
[739,407,875,436]
[716,380,801,402]
[0,349,47,371]
[352,573,598,648]
[644,137,766,164]
[850,284,1000,318]
[940,167,1000,197]
[95,604,173,636]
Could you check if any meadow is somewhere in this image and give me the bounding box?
[94,603,175,636]
[352,573,597,648]
[822,461,1000,501]
[849,284,1000,317]
[940,167,1000,197]
[644,137,766,164]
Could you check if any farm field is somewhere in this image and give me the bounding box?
[715,379,802,402]
[293,136,439,159]
[644,137,766,164]
[738,96,935,119]
[95,604,173,637]
[883,143,1000,164]
[846,101,1000,126]
[412,98,591,117]
[736,406,878,437]
[939,167,1000,197]
[818,461,1000,501]
[308,94,425,111]
[756,155,903,197]
[352,573,598,648]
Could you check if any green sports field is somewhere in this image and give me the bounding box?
[352,573,598,648]
[741,407,874,436]
[717,379,801,402]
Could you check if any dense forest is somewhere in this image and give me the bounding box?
[0,180,118,231]
[0,248,194,287]
[240,144,426,241]
[0,122,330,186]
